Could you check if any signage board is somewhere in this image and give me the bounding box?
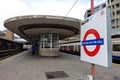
[81,8,112,67]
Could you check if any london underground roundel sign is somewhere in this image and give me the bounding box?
[82,29,104,57]
[80,8,112,67]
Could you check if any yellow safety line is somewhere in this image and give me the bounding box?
[0,50,28,64]
[0,55,15,64]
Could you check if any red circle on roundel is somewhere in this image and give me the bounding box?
[83,29,100,57]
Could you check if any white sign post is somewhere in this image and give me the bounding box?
[81,7,112,67]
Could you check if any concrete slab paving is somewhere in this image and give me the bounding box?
[0,50,120,80]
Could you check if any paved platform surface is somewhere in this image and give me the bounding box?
[0,50,120,80]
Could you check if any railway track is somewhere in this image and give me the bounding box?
[0,49,27,61]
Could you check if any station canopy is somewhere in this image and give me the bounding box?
[4,15,81,43]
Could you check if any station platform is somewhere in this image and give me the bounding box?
[0,50,120,80]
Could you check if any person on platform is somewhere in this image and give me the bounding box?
[31,44,37,55]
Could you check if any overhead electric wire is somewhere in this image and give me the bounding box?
[65,0,79,17]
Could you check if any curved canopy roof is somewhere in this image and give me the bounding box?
[4,15,81,43]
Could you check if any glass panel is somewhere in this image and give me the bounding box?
[40,33,59,49]
[52,33,59,48]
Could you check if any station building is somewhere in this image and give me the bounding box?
[107,0,120,29]
[4,15,81,56]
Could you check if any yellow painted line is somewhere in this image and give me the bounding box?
[0,56,15,64]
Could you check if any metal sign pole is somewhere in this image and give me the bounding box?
[91,0,95,80]
[91,64,95,80]
[91,0,94,14]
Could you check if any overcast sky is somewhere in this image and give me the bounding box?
[0,0,105,30]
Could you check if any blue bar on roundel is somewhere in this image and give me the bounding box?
[82,38,104,46]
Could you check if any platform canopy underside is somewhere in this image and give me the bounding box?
[4,15,81,43]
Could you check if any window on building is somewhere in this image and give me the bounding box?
[116,11,120,18]
[107,0,109,4]
[117,11,120,15]
[102,4,106,8]
[116,3,120,8]
[113,12,115,16]
[111,0,114,2]
[112,5,114,9]
[112,26,115,29]
[117,25,119,28]
[111,20,115,25]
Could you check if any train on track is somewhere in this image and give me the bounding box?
[59,40,80,56]
[0,38,24,60]
[0,38,23,50]
[59,40,120,64]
